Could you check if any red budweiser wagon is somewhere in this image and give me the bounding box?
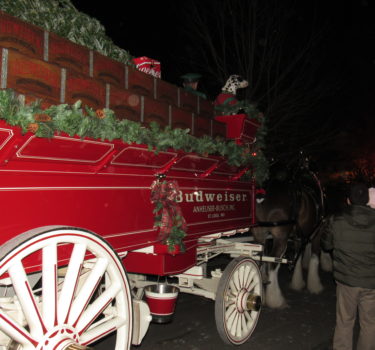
[0,8,288,350]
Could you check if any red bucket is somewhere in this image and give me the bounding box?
[144,284,179,323]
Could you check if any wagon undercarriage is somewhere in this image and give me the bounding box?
[128,230,288,345]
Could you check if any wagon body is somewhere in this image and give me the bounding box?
[0,120,254,275]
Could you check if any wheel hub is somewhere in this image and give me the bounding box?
[34,325,89,350]
[246,294,261,312]
[237,288,261,313]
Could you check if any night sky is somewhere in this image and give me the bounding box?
[70,0,184,83]
[71,0,375,170]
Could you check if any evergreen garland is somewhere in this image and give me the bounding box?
[0,89,269,184]
[0,0,133,65]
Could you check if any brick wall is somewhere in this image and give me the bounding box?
[0,11,225,138]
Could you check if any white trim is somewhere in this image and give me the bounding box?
[0,186,150,191]
[0,128,13,150]
[173,154,219,173]
[111,146,177,168]
[16,135,114,163]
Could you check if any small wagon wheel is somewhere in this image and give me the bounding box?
[215,257,262,345]
[0,226,132,350]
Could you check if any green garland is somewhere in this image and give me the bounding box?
[0,0,133,65]
[0,89,269,184]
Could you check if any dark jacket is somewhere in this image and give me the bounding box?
[321,204,375,289]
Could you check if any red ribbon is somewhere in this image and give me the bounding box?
[150,179,187,243]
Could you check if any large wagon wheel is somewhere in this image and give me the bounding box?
[215,257,262,345]
[0,226,132,350]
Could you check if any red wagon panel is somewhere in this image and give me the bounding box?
[0,121,254,275]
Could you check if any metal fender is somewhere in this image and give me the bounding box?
[132,299,152,345]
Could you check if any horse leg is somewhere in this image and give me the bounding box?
[290,254,306,291]
[320,251,333,272]
[307,232,324,294]
[265,229,289,309]
[289,226,307,291]
[302,242,311,269]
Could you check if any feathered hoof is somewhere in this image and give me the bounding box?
[307,283,324,295]
[289,280,306,292]
[265,286,289,309]
[265,296,289,309]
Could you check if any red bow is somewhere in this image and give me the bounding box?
[150,180,187,243]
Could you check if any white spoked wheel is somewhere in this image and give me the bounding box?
[0,226,132,350]
[215,257,262,345]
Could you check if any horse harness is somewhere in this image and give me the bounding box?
[255,181,324,243]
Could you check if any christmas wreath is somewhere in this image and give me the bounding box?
[150,178,187,252]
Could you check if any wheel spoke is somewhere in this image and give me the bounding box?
[8,261,45,337]
[241,313,248,334]
[226,306,237,335]
[58,243,87,324]
[233,269,241,291]
[76,282,121,335]
[42,243,57,328]
[225,304,236,319]
[244,310,253,323]
[247,280,257,293]
[244,269,256,289]
[226,296,236,307]
[243,265,251,287]
[68,257,108,326]
[239,265,248,288]
[237,266,243,287]
[79,317,126,346]
[235,313,242,338]
[0,309,38,347]
[229,279,238,294]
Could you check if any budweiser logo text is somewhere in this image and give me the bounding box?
[176,190,248,203]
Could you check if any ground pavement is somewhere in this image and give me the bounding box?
[97,264,340,350]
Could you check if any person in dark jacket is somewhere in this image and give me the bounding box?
[321,182,375,350]
[181,73,207,99]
